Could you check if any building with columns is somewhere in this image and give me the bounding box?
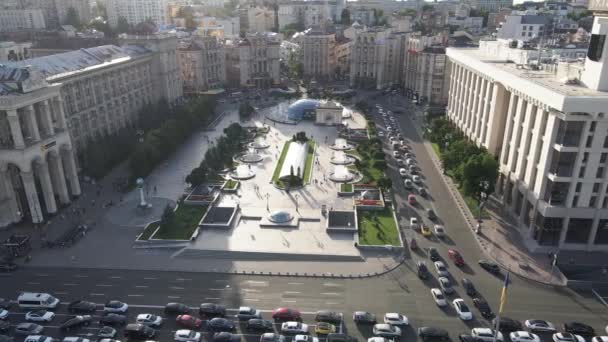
[0,66,81,227]
[446,29,608,251]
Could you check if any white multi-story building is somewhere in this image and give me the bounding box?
[227,32,280,88]
[106,0,169,28]
[497,15,550,41]
[278,0,341,30]
[246,6,275,33]
[447,16,484,34]
[468,0,513,12]
[0,9,46,32]
[177,36,226,93]
[280,40,301,62]
[55,0,91,26]
[302,27,336,79]
[445,12,608,251]
[0,41,32,62]
[350,27,407,89]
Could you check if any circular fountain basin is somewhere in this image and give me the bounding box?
[330,138,354,151]
[329,165,355,182]
[268,210,294,223]
[229,165,256,180]
[330,151,356,165]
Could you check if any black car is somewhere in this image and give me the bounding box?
[473,298,493,318]
[462,278,476,296]
[164,302,190,315]
[0,263,16,272]
[199,303,226,317]
[68,300,97,313]
[352,311,376,324]
[60,315,92,331]
[459,334,482,342]
[0,335,13,342]
[315,310,342,324]
[99,313,127,326]
[0,298,11,310]
[418,327,449,341]
[327,334,357,342]
[493,317,522,332]
[208,317,236,332]
[478,260,501,274]
[428,248,441,262]
[213,332,241,342]
[246,319,274,332]
[564,322,595,336]
[0,321,10,333]
[416,261,429,279]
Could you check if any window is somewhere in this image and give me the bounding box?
[598,167,605,178]
[588,34,606,62]
[602,153,608,163]
[583,152,589,163]
[590,121,597,132]
[590,196,597,208]
[594,183,601,193]
[604,135,608,148]
[565,218,593,243]
[586,135,593,148]
[579,166,586,178]
[572,195,579,207]
[576,182,582,192]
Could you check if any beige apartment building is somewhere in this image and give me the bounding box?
[177,36,226,94]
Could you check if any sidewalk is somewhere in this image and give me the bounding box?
[408,106,567,286]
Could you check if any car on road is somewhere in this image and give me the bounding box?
[15,323,44,336]
[62,338,90,342]
[427,209,436,220]
[406,158,415,166]
[208,318,236,332]
[281,322,308,335]
[353,311,377,324]
[103,301,128,313]
[136,314,163,327]
[418,327,449,341]
[421,225,432,237]
[472,328,503,342]
[176,315,202,329]
[591,337,608,342]
[272,308,301,321]
[260,333,286,342]
[462,278,476,296]
[412,175,421,183]
[564,322,595,336]
[165,303,190,315]
[246,319,274,332]
[24,336,53,342]
[448,249,465,266]
[237,307,262,320]
[0,310,6,320]
[123,323,155,339]
[408,194,417,204]
[373,324,401,338]
[60,316,92,331]
[316,322,336,335]
[553,333,585,342]
[315,310,342,324]
[473,298,493,318]
[525,320,556,332]
[0,299,10,310]
[438,277,453,294]
[99,313,127,326]
[25,311,55,323]
[434,261,449,277]
[404,179,413,189]
[418,187,427,197]
[212,332,240,342]
[510,332,541,342]
[434,225,445,237]
[493,317,522,332]
[478,260,500,274]
[383,313,408,325]
[294,335,319,342]
[368,338,391,342]
[378,131,385,137]
[416,261,429,279]
[428,247,440,261]
[199,303,226,317]
[430,288,447,306]
[0,321,10,333]
[392,151,400,158]
[453,299,473,321]
[174,329,201,342]
[97,326,117,338]
[67,300,96,313]
[459,334,482,342]
[410,217,419,230]
[399,168,408,177]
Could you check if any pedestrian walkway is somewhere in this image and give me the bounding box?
[409,106,567,286]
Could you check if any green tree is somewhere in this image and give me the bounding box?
[377,177,392,190]
[117,16,130,33]
[373,9,385,26]
[441,140,482,173]
[462,154,499,199]
[239,102,255,119]
[186,163,208,186]
[398,8,417,17]
[422,4,434,11]
[287,50,303,79]
[340,8,351,25]
[64,7,80,27]
[161,204,175,225]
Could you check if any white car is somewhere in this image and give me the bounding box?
[430,288,447,307]
[525,320,556,332]
[63,338,90,342]
[25,311,55,322]
[295,335,319,342]
[406,158,415,166]
[399,168,408,177]
[0,309,8,319]
[281,322,308,334]
[591,337,608,342]
[99,340,121,342]
[368,338,391,342]
[553,333,585,342]
[412,175,421,183]
[472,328,503,342]
[510,332,541,342]
[404,179,413,189]
[136,314,163,327]
[174,329,201,342]
[373,324,402,338]
[410,217,419,229]
[452,299,473,321]
[434,225,446,237]
[378,131,385,137]
[392,151,400,158]
[383,313,408,325]
[103,301,128,313]
[24,336,54,342]
[434,261,449,277]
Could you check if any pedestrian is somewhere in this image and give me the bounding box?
[154,186,157,193]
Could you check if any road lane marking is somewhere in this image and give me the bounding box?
[91,293,105,296]
[323,282,343,287]
[284,291,301,294]
[168,296,181,299]
[205,298,221,300]
[63,283,78,286]
[175,278,192,281]
[74,275,88,278]
[243,298,259,302]
[143,277,157,280]
[35,273,49,277]
[55,291,68,295]
[210,288,225,291]
[287,282,304,285]
[321,292,341,296]
[326,302,340,305]
[134,285,148,288]
[282,300,297,303]
[96,284,113,287]
[109,276,122,279]
[242,289,261,293]
[27,282,40,285]
[127,294,144,297]
[170,286,185,290]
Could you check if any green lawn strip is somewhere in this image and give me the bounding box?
[303,140,316,183]
[341,183,353,192]
[357,207,400,246]
[139,222,159,240]
[431,143,441,157]
[462,192,490,220]
[225,179,238,189]
[272,141,291,182]
[153,204,208,240]
[345,149,362,160]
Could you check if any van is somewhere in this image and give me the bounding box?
[124,324,155,339]
[18,292,60,309]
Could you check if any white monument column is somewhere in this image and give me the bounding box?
[0,167,22,223]
[62,147,81,196]
[20,170,44,223]
[6,109,25,149]
[53,97,67,130]
[581,5,608,91]
[36,159,58,214]
[48,151,70,204]
[24,105,41,141]
[40,100,55,135]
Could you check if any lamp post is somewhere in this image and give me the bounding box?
[266,193,270,212]
[295,194,299,212]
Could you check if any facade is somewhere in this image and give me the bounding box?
[0,41,32,62]
[349,28,407,90]
[246,6,275,33]
[479,39,588,64]
[236,32,280,88]
[404,46,449,105]
[177,36,226,94]
[315,101,342,125]
[444,14,608,251]
[55,0,91,26]
[468,0,514,11]
[335,37,352,77]
[447,16,484,34]
[0,66,81,226]
[497,15,550,41]
[278,1,341,30]
[106,0,169,28]
[0,9,46,32]
[280,40,301,62]
[302,27,336,79]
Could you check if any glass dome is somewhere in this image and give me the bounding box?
[287,99,320,121]
[268,210,294,223]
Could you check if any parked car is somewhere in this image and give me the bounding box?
[174,329,201,342]
[373,324,401,338]
[383,313,408,325]
[24,336,52,342]
[418,327,449,341]
[427,209,436,220]
[315,322,336,335]
[25,311,55,322]
[272,308,301,321]
[553,333,585,342]
[472,328,503,342]
[438,277,453,294]
[525,320,556,332]
[473,298,493,318]
[294,336,319,342]
[434,225,445,237]
[136,314,163,327]
[462,278,476,296]
[416,261,429,279]
[60,316,92,331]
[97,326,117,338]
[67,301,96,313]
[448,249,465,266]
[434,261,449,277]
[260,333,285,342]
[564,322,595,336]
[408,194,417,204]
[237,307,262,320]
[353,311,377,324]
[428,248,441,262]
[99,313,127,326]
[165,303,190,315]
[478,260,500,274]
[410,217,419,230]
[510,332,540,342]
[212,332,240,342]
[103,301,128,313]
[431,288,447,307]
[208,318,236,332]
[453,299,473,320]
[176,315,202,329]
[281,322,308,335]
[199,303,226,317]
[15,323,44,336]
[493,317,522,332]
[246,319,274,332]
[315,311,341,324]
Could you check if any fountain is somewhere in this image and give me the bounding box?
[248,136,270,149]
[330,138,354,151]
[229,164,256,180]
[330,151,355,165]
[267,210,294,223]
[237,146,264,163]
[329,165,355,182]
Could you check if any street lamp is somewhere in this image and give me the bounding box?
[266,193,270,212]
[477,181,490,232]
[295,194,299,212]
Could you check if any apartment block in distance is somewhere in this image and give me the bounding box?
[177,36,226,94]
[106,0,169,28]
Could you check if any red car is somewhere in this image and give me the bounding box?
[408,194,417,205]
[176,314,202,329]
[272,308,301,321]
[448,249,465,266]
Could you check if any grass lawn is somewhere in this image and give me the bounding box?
[431,143,441,157]
[303,140,315,183]
[153,204,208,240]
[345,149,362,160]
[341,183,353,192]
[272,141,291,183]
[272,140,315,187]
[357,207,400,246]
[138,222,159,240]
[225,179,239,190]
[462,193,490,220]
